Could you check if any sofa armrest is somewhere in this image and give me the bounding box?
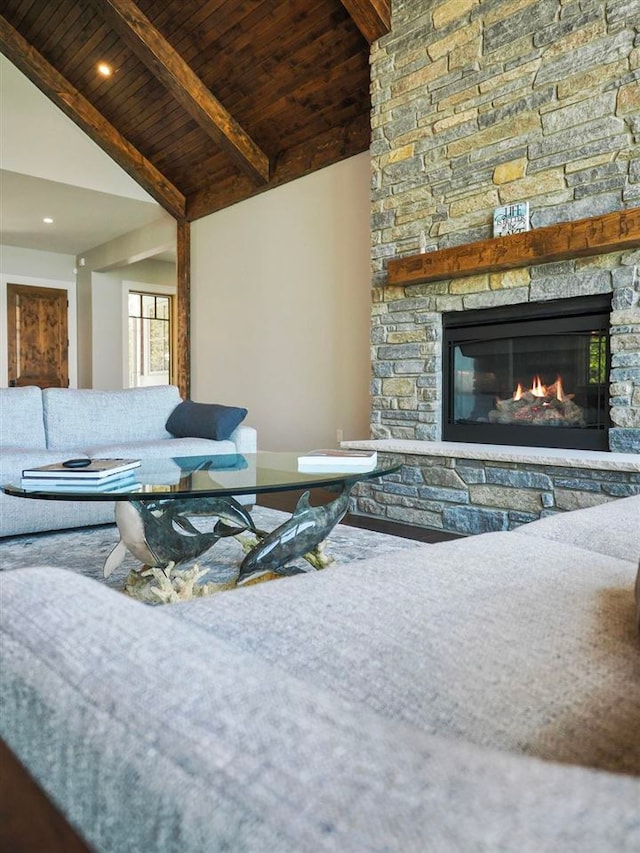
[516,494,640,562]
[230,424,257,454]
[2,567,639,853]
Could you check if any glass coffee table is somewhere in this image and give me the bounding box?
[4,451,399,585]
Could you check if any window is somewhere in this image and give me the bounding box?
[128,292,172,387]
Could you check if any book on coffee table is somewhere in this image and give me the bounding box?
[297,449,377,472]
[22,458,141,481]
[20,474,142,493]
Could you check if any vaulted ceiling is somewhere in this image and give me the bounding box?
[0,0,390,222]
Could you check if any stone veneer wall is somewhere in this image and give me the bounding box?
[371,253,640,451]
[370,0,639,263]
[349,445,640,533]
[354,0,640,532]
[369,0,640,450]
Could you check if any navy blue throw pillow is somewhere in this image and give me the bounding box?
[166,400,248,441]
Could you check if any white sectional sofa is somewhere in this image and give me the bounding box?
[1,494,639,852]
[0,385,257,537]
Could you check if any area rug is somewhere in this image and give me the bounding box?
[0,506,422,603]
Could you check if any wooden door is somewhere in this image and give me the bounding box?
[7,284,69,388]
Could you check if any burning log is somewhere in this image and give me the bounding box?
[488,376,586,428]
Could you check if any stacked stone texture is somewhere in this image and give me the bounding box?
[362,0,640,532]
[371,0,639,268]
[371,250,640,449]
[353,453,640,534]
[370,0,640,448]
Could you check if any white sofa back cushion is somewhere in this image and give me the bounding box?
[0,387,47,449]
[43,386,182,450]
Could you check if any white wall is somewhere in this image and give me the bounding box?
[78,220,176,388]
[91,262,176,390]
[79,216,175,271]
[90,272,122,390]
[191,154,372,451]
[0,244,78,387]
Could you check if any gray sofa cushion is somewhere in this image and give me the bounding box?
[515,494,640,562]
[0,386,46,449]
[2,567,639,853]
[43,386,182,450]
[171,527,640,774]
[0,449,114,537]
[84,436,238,460]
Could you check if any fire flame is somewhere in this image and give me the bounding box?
[532,375,545,397]
[491,373,584,427]
[513,375,566,402]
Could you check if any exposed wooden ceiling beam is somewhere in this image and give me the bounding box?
[0,14,185,220]
[92,0,270,185]
[339,0,391,43]
[187,114,371,221]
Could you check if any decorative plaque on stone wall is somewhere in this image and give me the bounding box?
[493,202,530,237]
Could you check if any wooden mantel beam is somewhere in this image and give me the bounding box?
[92,0,270,185]
[339,0,391,43]
[387,207,640,286]
[0,14,185,220]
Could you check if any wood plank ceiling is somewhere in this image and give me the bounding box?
[1,0,390,222]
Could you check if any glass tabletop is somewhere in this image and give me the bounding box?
[4,451,400,501]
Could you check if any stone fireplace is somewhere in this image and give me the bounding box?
[367,257,639,453]
[344,0,640,534]
[346,257,640,534]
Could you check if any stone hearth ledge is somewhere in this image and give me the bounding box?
[341,440,640,473]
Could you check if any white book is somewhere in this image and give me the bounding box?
[297,449,377,472]
[20,475,141,493]
[22,458,141,480]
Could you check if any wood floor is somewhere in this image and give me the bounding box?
[0,740,92,853]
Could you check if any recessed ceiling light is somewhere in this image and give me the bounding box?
[43,217,54,224]
[97,62,113,78]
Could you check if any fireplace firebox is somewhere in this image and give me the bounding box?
[442,295,610,451]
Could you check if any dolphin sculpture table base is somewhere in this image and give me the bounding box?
[103,496,256,579]
[236,483,352,585]
[103,482,355,586]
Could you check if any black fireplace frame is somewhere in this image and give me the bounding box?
[442,295,611,451]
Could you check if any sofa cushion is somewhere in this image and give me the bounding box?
[515,494,640,563]
[0,449,114,537]
[2,567,639,853]
[166,400,247,442]
[0,448,89,481]
[43,386,182,450]
[0,387,46,449]
[84,437,238,460]
[171,524,640,775]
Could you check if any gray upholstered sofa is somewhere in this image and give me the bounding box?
[0,385,257,537]
[1,494,639,852]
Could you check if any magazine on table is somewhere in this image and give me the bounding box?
[20,474,141,493]
[22,458,141,481]
[297,449,377,472]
